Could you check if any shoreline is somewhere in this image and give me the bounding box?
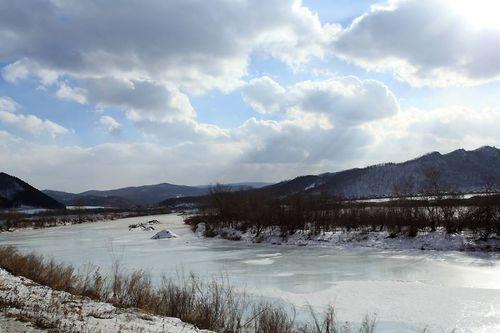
[5,211,500,253]
[197,224,500,252]
[0,209,171,234]
[0,268,212,333]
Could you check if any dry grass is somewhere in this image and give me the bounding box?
[0,246,376,333]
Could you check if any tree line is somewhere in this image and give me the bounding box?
[186,179,500,242]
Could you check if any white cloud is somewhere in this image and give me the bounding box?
[234,116,371,165]
[0,96,69,138]
[0,0,334,93]
[0,96,18,113]
[82,78,196,122]
[0,140,241,192]
[134,118,229,144]
[56,77,228,142]
[1,60,30,83]
[2,0,500,189]
[56,83,87,104]
[99,115,121,135]
[2,59,59,85]
[332,0,500,86]
[242,76,399,125]
[0,130,18,142]
[3,104,500,190]
[358,106,500,165]
[0,0,337,150]
[234,74,399,167]
[241,76,286,114]
[0,111,69,138]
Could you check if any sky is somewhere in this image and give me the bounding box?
[1,0,500,192]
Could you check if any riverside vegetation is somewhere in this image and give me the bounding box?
[0,246,377,333]
[0,207,172,232]
[185,184,500,250]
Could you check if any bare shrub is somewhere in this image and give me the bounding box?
[0,246,380,333]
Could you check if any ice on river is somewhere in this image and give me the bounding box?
[1,213,500,332]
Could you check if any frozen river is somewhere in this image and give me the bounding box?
[1,213,499,332]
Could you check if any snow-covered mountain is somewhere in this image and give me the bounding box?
[264,146,500,198]
[0,173,65,209]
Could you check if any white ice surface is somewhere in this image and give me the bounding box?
[1,214,500,332]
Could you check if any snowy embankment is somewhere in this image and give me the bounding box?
[197,224,500,251]
[0,269,212,333]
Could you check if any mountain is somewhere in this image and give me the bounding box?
[195,182,272,190]
[44,182,273,207]
[44,146,500,208]
[43,190,133,208]
[264,146,500,198]
[80,183,208,206]
[44,183,208,207]
[0,173,65,209]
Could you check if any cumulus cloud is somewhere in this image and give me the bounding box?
[0,96,18,113]
[132,118,230,145]
[3,105,500,191]
[0,96,69,138]
[0,130,19,143]
[358,106,500,165]
[242,76,399,125]
[74,78,196,122]
[56,77,228,142]
[0,0,336,151]
[0,111,69,138]
[2,0,499,189]
[332,0,500,86]
[234,75,400,167]
[0,139,241,192]
[56,83,87,104]
[241,76,286,114]
[0,0,334,93]
[234,117,371,165]
[99,115,121,135]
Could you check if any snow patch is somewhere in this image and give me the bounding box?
[151,229,178,239]
[194,222,206,236]
[208,226,500,252]
[0,268,212,333]
[244,257,277,266]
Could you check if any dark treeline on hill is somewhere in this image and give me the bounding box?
[186,174,500,244]
[262,146,500,199]
[0,173,65,210]
[164,146,500,208]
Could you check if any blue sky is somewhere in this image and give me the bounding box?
[1,0,500,191]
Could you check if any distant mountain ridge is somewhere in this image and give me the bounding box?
[44,183,207,207]
[8,146,500,210]
[42,190,134,208]
[264,146,500,198]
[44,182,272,207]
[195,182,271,190]
[0,173,65,209]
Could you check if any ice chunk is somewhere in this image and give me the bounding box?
[151,229,178,239]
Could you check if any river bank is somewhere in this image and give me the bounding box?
[0,268,211,333]
[0,208,171,233]
[196,223,500,252]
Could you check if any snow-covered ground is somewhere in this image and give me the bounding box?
[208,224,500,251]
[0,268,212,333]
